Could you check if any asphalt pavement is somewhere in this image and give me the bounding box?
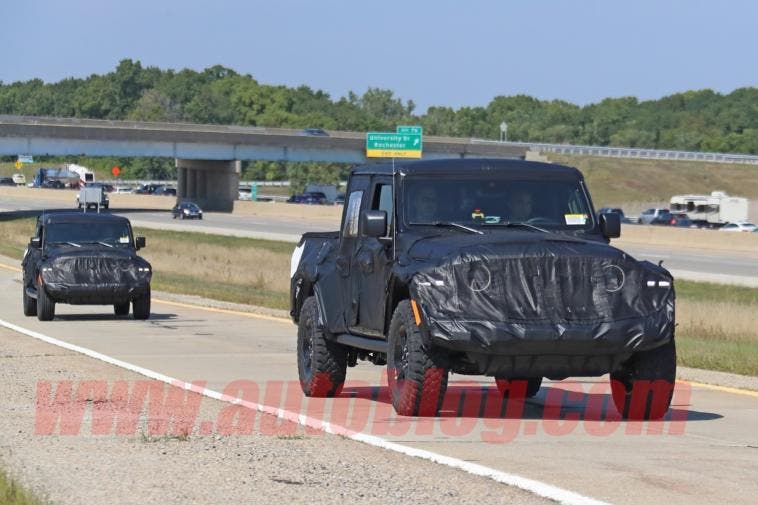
[0,264,756,505]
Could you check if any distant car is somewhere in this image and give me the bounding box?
[654,212,693,227]
[0,177,15,186]
[238,188,252,201]
[40,179,65,189]
[12,173,26,185]
[333,193,345,205]
[287,192,327,205]
[153,186,176,196]
[719,222,757,232]
[300,128,329,136]
[134,183,163,194]
[598,207,631,224]
[639,208,671,225]
[114,186,133,194]
[172,201,203,220]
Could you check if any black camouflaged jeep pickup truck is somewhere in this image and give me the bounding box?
[290,158,676,419]
[22,212,152,321]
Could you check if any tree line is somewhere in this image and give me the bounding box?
[2,59,757,184]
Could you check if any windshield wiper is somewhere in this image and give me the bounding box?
[483,221,551,234]
[49,241,82,247]
[430,221,484,235]
[96,241,114,248]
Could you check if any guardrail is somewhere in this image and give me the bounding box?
[471,139,758,165]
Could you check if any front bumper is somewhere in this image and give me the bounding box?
[43,281,149,305]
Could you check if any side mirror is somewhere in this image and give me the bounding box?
[135,236,146,250]
[362,210,387,238]
[30,237,41,248]
[599,212,621,239]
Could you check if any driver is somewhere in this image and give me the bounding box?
[414,186,439,222]
[508,188,534,222]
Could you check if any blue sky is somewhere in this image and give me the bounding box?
[2,0,756,111]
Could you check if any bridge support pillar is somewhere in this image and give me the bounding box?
[176,159,240,212]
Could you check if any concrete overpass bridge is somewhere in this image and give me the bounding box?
[0,115,528,211]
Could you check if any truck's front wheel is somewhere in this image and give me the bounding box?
[36,285,55,321]
[132,285,151,320]
[22,287,37,317]
[387,300,448,416]
[297,296,347,397]
[610,339,676,420]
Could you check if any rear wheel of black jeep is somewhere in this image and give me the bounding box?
[22,287,37,317]
[610,339,676,420]
[36,285,55,321]
[387,300,449,416]
[132,285,151,320]
[114,303,130,316]
[297,296,347,397]
[495,377,543,398]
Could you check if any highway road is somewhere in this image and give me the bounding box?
[0,264,756,505]
[2,193,756,285]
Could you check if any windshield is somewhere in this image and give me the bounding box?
[403,177,594,230]
[45,222,134,247]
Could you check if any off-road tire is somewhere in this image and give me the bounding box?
[610,339,676,420]
[23,287,37,316]
[132,285,151,320]
[495,377,543,398]
[36,285,55,321]
[297,296,347,397]
[387,300,449,416]
[114,303,130,316]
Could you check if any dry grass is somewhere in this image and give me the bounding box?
[0,467,45,505]
[547,153,758,204]
[1,216,755,374]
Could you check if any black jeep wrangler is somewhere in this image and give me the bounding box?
[290,159,676,420]
[22,212,152,321]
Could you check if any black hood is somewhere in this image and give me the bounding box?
[400,229,619,264]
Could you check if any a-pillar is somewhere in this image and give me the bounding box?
[175,159,240,212]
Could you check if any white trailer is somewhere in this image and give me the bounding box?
[669,191,748,225]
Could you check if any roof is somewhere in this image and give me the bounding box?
[41,212,131,225]
[350,158,582,178]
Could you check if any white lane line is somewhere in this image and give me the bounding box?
[0,317,608,505]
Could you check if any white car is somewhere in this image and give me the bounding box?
[719,222,757,232]
[12,173,26,185]
[114,186,133,194]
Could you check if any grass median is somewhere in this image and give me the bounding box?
[0,467,45,505]
[0,216,755,376]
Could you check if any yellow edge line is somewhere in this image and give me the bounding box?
[0,263,21,272]
[680,380,758,398]
[152,298,292,324]
[2,262,757,395]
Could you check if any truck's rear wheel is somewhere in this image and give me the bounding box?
[297,296,347,397]
[132,285,151,320]
[610,339,676,420]
[114,303,130,316]
[36,285,55,321]
[387,300,448,416]
[495,377,542,398]
[23,288,37,317]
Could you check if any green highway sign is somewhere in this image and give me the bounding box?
[396,125,423,135]
[366,130,423,158]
